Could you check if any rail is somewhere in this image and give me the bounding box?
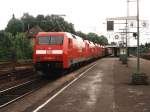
[0,77,48,108]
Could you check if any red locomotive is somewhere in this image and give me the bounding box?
[33,32,111,74]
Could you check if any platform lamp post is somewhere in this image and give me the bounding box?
[137,0,140,73]
[131,0,148,85]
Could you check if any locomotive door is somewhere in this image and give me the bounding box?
[68,38,73,64]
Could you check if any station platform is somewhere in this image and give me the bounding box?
[31,57,150,112]
[33,58,115,112]
[1,57,150,112]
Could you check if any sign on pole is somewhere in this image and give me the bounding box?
[107,21,114,31]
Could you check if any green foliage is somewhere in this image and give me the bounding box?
[5,15,24,35]
[14,33,33,59]
[6,13,76,34]
[21,13,37,31]
[87,33,97,42]
[139,44,149,53]
[130,43,150,55]
[20,13,76,34]
[76,31,87,40]
[0,31,33,60]
[36,14,76,33]
[0,31,13,60]
[87,33,108,45]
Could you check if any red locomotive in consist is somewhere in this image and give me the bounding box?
[33,32,111,74]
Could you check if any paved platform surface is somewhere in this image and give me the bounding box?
[34,58,115,112]
[29,57,150,112]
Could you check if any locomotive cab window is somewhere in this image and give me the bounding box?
[38,36,50,45]
[51,36,63,45]
[38,36,63,45]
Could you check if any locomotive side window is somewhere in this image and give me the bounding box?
[38,36,63,45]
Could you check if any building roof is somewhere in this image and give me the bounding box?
[26,25,44,38]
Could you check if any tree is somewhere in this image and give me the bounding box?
[87,33,108,45]
[99,35,108,45]
[0,31,33,60]
[5,14,24,35]
[0,32,13,60]
[47,15,76,33]
[14,33,33,59]
[87,33,98,43]
[36,15,47,31]
[76,31,87,39]
[35,14,76,33]
[1,13,74,38]
[21,13,36,31]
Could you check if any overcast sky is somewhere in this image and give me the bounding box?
[0,0,150,45]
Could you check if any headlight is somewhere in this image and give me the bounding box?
[52,50,63,54]
[36,50,46,54]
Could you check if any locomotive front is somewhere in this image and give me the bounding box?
[34,32,65,72]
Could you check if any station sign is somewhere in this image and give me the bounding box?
[129,20,149,28]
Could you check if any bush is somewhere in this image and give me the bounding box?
[0,32,33,61]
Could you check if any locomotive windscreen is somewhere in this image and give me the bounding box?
[38,36,63,45]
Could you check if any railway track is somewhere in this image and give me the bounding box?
[0,77,49,108]
[0,61,33,70]
[0,68,35,82]
[140,54,150,60]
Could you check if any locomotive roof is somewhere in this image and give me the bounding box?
[37,32,101,47]
[37,32,67,35]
